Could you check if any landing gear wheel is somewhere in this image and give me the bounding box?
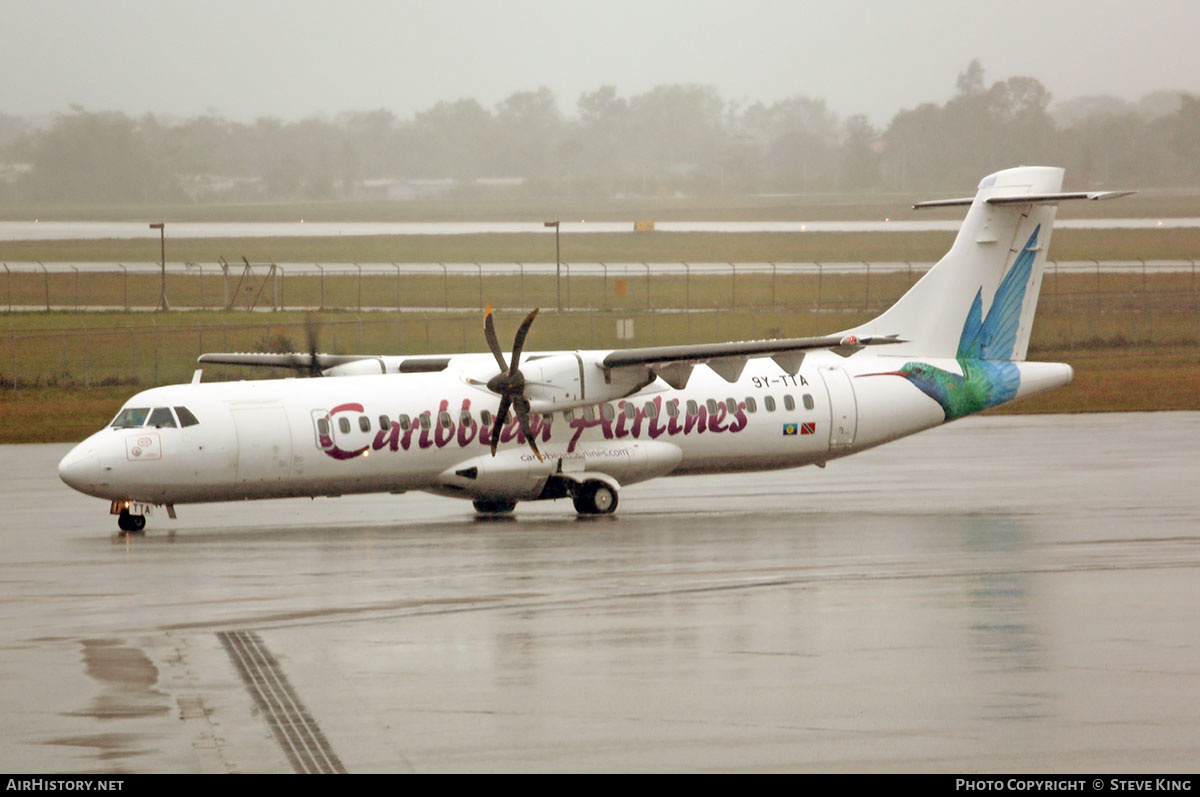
[117,509,146,534]
[473,498,517,515]
[572,481,618,515]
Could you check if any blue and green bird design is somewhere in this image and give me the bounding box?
[884,226,1039,420]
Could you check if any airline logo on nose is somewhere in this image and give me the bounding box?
[126,433,161,461]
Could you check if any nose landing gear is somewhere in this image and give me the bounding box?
[117,509,146,534]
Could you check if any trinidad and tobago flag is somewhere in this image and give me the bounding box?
[783,423,817,436]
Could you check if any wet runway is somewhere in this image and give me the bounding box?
[3,412,1199,772]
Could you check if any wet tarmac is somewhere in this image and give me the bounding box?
[2,412,1198,772]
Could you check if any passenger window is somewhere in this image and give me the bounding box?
[725,398,737,414]
[666,400,679,418]
[148,407,177,428]
[564,409,574,421]
[111,407,150,428]
[174,406,200,427]
[419,412,431,430]
[317,418,330,436]
[583,406,595,421]
[644,401,657,418]
[602,404,615,420]
[745,397,757,413]
[764,396,776,412]
[803,393,815,410]
[379,415,390,431]
[460,411,473,427]
[358,416,371,433]
[338,417,351,434]
[439,411,452,429]
[623,403,635,420]
[706,398,718,414]
[784,395,796,411]
[686,400,698,416]
[398,414,412,431]
[481,409,493,427]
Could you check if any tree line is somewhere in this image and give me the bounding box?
[1,61,1197,204]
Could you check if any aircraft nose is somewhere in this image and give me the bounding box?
[58,445,100,494]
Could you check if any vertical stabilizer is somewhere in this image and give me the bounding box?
[844,166,1063,361]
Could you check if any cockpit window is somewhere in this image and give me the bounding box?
[175,406,200,427]
[111,407,150,428]
[148,407,177,428]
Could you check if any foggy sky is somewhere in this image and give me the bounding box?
[2,0,1198,124]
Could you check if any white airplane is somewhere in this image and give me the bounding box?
[58,166,1130,533]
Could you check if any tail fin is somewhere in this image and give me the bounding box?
[845,166,1067,362]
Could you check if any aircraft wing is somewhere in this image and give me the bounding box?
[197,352,377,372]
[601,333,903,387]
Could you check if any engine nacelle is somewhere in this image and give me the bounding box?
[524,353,656,413]
[522,354,585,406]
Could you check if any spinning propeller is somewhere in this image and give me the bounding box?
[481,306,543,461]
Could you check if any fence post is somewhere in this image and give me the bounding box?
[863,260,871,311]
[39,262,49,311]
[770,262,776,310]
[316,263,325,310]
[439,263,448,311]
[729,262,736,308]
[392,262,401,310]
[816,263,823,312]
[82,322,89,387]
[3,263,9,312]
[643,262,651,310]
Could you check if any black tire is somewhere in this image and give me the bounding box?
[117,510,146,534]
[473,498,517,515]
[572,481,618,515]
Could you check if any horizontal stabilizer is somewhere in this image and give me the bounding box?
[914,190,1135,210]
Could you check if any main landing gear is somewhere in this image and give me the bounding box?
[470,478,620,517]
[473,498,517,515]
[571,480,619,516]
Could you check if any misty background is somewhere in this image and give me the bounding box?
[2,1,1199,204]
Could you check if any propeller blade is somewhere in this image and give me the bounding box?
[513,398,543,461]
[509,308,539,372]
[490,394,512,457]
[483,304,508,374]
[304,313,321,377]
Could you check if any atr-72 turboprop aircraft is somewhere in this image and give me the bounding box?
[59,167,1129,532]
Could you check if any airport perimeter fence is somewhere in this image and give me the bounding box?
[4,259,1200,314]
[2,260,1198,389]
